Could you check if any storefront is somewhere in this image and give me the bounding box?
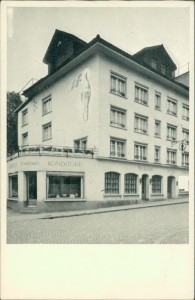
[7,152,188,213]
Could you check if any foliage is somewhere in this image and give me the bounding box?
[7,92,22,155]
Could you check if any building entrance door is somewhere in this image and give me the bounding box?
[26,172,37,206]
[142,174,149,200]
[167,176,175,198]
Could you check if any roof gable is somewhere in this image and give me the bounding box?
[133,44,176,70]
[43,29,87,64]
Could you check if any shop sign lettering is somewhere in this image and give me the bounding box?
[138,166,153,171]
[48,161,82,167]
[21,161,39,166]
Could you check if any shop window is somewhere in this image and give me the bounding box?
[135,83,148,105]
[110,106,126,129]
[105,172,120,194]
[9,174,18,198]
[124,173,137,194]
[152,175,162,194]
[48,175,82,198]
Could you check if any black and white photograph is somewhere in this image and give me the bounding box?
[1,1,194,299]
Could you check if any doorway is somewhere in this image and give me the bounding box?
[142,174,149,200]
[167,176,175,198]
[26,172,37,206]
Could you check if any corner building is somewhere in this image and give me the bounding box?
[7,30,189,212]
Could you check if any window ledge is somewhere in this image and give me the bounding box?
[134,100,149,107]
[103,194,122,198]
[8,198,18,201]
[151,194,164,197]
[167,113,177,117]
[154,108,161,111]
[42,138,52,142]
[123,194,139,197]
[110,125,127,130]
[110,91,127,99]
[22,123,28,127]
[42,111,52,117]
[134,131,148,135]
[45,198,86,202]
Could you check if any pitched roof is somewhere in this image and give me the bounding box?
[133,44,177,69]
[43,29,87,64]
[15,32,188,113]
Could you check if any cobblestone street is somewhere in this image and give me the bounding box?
[7,203,189,244]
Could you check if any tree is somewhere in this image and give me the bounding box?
[7,92,22,155]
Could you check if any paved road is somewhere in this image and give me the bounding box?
[7,203,189,244]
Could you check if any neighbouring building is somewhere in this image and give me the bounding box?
[7,30,189,212]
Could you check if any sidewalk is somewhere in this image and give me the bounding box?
[7,197,189,222]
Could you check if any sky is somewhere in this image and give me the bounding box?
[7,4,190,93]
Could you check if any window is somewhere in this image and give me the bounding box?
[22,109,28,126]
[110,72,126,97]
[151,59,157,70]
[135,83,148,105]
[152,176,161,194]
[167,149,177,164]
[134,114,148,134]
[154,146,160,163]
[42,122,52,141]
[167,124,177,141]
[134,143,147,161]
[155,120,161,137]
[155,92,161,110]
[124,173,137,194]
[110,106,126,129]
[48,175,82,198]
[22,132,28,146]
[105,172,120,194]
[110,138,126,158]
[182,152,189,166]
[9,174,18,198]
[161,64,167,75]
[182,104,189,121]
[167,98,177,116]
[74,137,87,151]
[182,129,189,144]
[42,96,52,115]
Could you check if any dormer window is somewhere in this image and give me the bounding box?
[151,59,157,70]
[57,41,62,47]
[161,64,167,75]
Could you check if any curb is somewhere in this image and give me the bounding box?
[40,199,189,219]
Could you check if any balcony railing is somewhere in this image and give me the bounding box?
[7,145,97,160]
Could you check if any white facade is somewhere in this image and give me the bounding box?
[7,32,189,212]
